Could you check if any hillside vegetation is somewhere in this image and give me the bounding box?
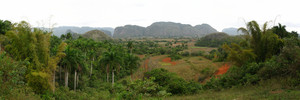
[195,32,242,47]
[82,30,112,41]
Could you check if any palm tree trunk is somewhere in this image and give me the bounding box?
[112,70,114,87]
[90,57,94,77]
[106,64,109,82]
[53,70,55,93]
[130,48,132,54]
[130,70,133,82]
[65,68,68,88]
[77,73,79,88]
[59,65,61,82]
[74,70,77,91]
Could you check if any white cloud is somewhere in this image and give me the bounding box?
[0,0,299,32]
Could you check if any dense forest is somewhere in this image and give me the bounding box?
[1,19,300,99]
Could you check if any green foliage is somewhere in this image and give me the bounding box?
[190,51,204,56]
[272,23,299,38]
[27,71,51,94]
[0,20,12,35]
[195,32,242,47]
[118,77,171,99]
[0,52,27,95]
[202,48,228,62]
[144,68,202,95]
[4,21,66,93]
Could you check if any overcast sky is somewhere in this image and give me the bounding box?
[1,0,299,32]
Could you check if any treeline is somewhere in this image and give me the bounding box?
[195,32,243,47]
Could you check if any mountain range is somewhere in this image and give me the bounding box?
[40,22,223,38]
[113,22,218,38]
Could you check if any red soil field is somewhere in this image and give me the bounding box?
[162,57,176,65]
[215,63,230,76]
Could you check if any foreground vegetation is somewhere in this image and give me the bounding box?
[1,19,300,99]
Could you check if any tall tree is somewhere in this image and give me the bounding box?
[61,46,83,90]
[127,40,133,54]
[100,45,122,86]
[237,20,283,62]
[124,53,140,81]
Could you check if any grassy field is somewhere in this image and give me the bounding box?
[156,87,300,100]
[128,53,224,82]
[146,78,300,100]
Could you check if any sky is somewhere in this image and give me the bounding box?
[1,0,299,32]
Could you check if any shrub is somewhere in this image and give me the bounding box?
[144,68,202,95]
[117,77,171,99]
[191,51,205,56]
[181,51,190,57]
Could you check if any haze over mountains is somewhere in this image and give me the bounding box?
[222,27,243,35]
[114,22,218,38]
[46,21,233,38]
[49,26,114,37]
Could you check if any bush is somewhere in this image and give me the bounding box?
[191,51,205,56]
[144,68,202,95]
[181,51,190,57]
[169,53,182,61]
[117,77,171,100]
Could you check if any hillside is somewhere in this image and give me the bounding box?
[113,22,218,38]
[114,25,146,38]
[194,24,218,35]
[82,30,112,41]
[195,32,231,47]
[43,26,114,37]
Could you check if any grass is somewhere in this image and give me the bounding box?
[161,87,300,100]
[129,54,223,82]
[146,80,300,100]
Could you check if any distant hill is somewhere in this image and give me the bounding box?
[41,26,114,37]
[82,30,112,41]
[222,27,243,35]
[113,22,218,38]
[195,32,231,47]
[194,24,218,35]
[114,25,146,38]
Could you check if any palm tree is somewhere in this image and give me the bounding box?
[272,23,288,38]
[124,53,140,81]
[100,45,122,86]
[237,20,283,62]
[61,46,83,90]
[127,41,133,54]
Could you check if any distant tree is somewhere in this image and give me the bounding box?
[60,34,66,40]
[127,40,133,54]
[66,32,73,40]
[0,20,13,51]
[0,20,12,35]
